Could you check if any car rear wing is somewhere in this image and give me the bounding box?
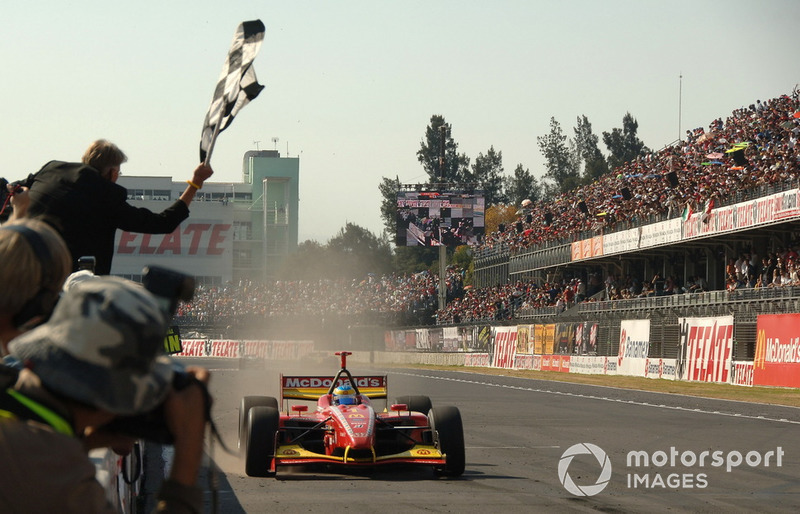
[281,375,388,401]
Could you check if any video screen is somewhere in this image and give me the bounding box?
[396,190,485,247]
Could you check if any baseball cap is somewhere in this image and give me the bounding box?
[8,276,174,415]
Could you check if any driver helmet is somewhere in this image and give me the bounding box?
[333,383,357,405]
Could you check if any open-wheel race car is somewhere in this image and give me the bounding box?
[238,351,465,478]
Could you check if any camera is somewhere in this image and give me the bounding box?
[142,265,196,318]
[102,266,210,444]
[0,178,21,223]
[77,256,96,273]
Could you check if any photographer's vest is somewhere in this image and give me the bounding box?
[0,364,73,436]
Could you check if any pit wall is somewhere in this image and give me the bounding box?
[172,312,798,389]
[377,313,800,389]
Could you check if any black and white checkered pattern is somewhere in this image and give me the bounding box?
[200,20,265,164]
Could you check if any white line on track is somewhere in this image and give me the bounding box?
[393,371,800,426]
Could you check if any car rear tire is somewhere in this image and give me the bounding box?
[239,396,279,449]
[245,406,279,477]
[429,406,465,477]
[395,395,432,414]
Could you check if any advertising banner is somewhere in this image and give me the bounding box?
[112,201,234,282]
[442,327,459,352]
[533,324,545,354]
[643,358,677,380]
[678,316,734,383]
[617,319,651,377]
[464,353,490,367]
[491,326,517,369]
[753,313,800,388]
[544,324,555,354]
[175,339,206,357]
[554,323,577,354]
[415,328,430,350]
[732,361,755,387]
[517,325,532,354]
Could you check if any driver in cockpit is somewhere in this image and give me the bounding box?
[332,383,357,405]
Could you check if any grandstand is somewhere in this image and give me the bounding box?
[175,90,799,373]
[470,90,800,363]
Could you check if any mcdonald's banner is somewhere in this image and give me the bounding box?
[754,313,800,388]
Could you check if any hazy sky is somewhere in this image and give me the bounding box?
[2,1,798,242]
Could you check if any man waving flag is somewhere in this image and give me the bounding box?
[200,20,266,165]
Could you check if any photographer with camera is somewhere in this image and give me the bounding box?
[0,276,210,513]
[0,219,73,355]
[14,139,213,275]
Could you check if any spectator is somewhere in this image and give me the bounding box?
[17,140,213,274]
[0,219,72,355]
[0,276,210,513]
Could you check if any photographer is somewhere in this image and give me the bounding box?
[0,219,72,355]
[16,139,213,275]
[0,276,209,513]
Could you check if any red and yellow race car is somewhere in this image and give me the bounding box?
[239,351,465,478]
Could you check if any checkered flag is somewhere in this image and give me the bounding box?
[200,20,265,165]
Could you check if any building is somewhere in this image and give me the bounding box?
[114,150,299,284]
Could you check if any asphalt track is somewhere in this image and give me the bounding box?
[147,358,800,513]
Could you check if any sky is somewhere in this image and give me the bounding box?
[2,1,798,243]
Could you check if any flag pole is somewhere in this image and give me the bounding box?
[203,116,224,166]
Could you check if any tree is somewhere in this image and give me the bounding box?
[327,222,393,278]
[484,204,520,235]
[276,240,330,281]
[602,112,651,171]
[393,246,439,275]
[503,163,540,208]
[378,175,401,236]
[470,146,507,206]
[573,115,608,184]
[416,115,470,186]
[537,117,581,195]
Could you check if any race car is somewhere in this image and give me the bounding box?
[239,351,465,478]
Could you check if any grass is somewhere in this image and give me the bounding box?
[398,364,800,408]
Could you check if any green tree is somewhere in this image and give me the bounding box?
[573,115,608,184]
[602,112,651,171]
[503,163,540,208]
[416,115,470,186]
[393,246,438,275]
[470,146,507,206]
[378,175,401,236]
[327,222,393,278]
[451,245,474,285]
[537,117,581,195]
[277,240,331,281]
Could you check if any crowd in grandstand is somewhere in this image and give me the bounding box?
[171,92,800,327]
[176,268,463,324]
[479,92,800,254]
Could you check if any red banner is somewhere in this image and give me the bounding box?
[753,314,800,388]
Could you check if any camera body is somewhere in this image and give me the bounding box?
[102,266,209,444]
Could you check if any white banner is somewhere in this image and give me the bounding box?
[491,326,517,369]
[643,358,677,380]
[112,201,234,282]
[678,316,734,383]
[617,319,651,377]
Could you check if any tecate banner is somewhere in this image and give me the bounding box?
[678,316,734,383]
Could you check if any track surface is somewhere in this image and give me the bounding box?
[156,358,800,513]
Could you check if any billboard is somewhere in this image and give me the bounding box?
[396,190,484,246]
[753,313,800,388]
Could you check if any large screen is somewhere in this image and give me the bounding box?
[396,190,485,247]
